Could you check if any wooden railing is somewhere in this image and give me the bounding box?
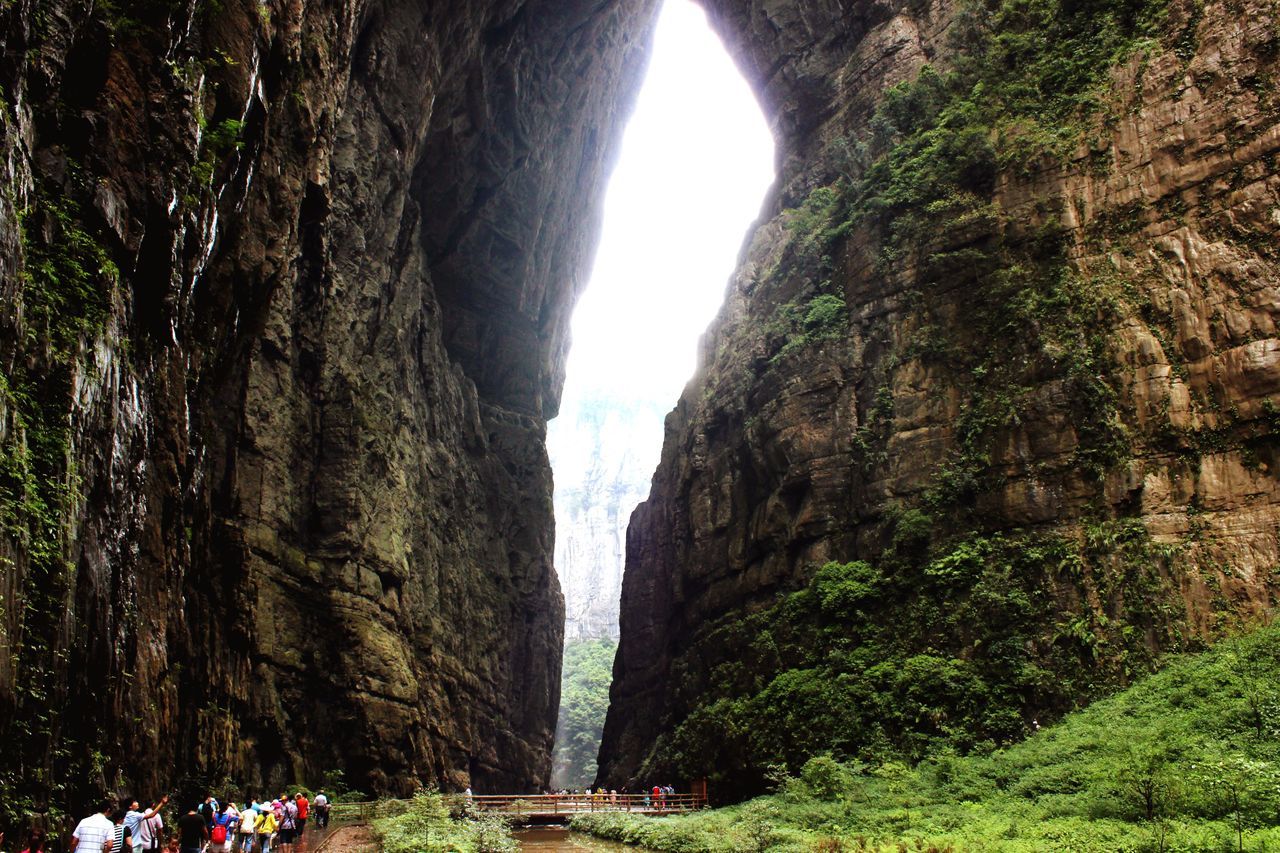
[327,792,707,824]
[469,792,706,815]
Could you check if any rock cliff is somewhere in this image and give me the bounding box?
[550,390,668,642]
[600,0,1280,795]
[0,0,659,818]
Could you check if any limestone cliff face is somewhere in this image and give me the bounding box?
[0,0,658,816]
[550,391,668,642]
[600,0,1280,791]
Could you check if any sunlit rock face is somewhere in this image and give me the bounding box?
[551,392,668,642]
[0,0,659,808]
[599,0,1280,793]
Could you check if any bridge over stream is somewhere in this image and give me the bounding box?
[330,792,708,826]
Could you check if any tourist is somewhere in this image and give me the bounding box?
[210,803,235,853]
[19,829,48,853]
[70,799,116,853]
[111,810,134,853]
[177,805,208,853]
[256,805,278,853]
[124,796,167,853]
[134,804,164,853]
[278,796,297,850]
[294,792,308,838]
[237,805,257,853]
[313,791,329,829]
[163,835,180,853]
[196,797,216,831]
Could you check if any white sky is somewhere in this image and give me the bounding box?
[560,0,776,402]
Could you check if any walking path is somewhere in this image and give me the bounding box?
[312,824,379,853]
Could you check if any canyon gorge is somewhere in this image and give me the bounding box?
[0,0,1277,830]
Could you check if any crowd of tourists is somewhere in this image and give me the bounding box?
[546,784,681,809]
[4,791,331,853]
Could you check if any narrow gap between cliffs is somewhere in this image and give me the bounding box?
[545,0,775,792]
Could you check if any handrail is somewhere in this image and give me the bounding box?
[326,792,708,824]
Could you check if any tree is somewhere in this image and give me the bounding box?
[551,639,617,789]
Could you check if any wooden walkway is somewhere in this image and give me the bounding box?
[471,792,706,820]
[330,792,706,825]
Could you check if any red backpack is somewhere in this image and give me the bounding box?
[211,815,229,844]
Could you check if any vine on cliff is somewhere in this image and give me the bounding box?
[0,171,120,828]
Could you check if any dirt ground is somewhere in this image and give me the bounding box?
[314,824,379,853]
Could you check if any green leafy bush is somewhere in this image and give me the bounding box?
[373,792,517,853]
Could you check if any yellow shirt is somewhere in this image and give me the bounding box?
[257,813,278,835]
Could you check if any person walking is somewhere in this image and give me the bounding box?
[277,796,297,852]
[124,797,168,853]
[210,804,235,853]
[134,806,164,853]
[255,806,278,853]
[196,798,216,832]
[70,800,117,853]
[293,793,308,839]
[312,792,328,829]
[236,806,257,853]
[177,806,208,853]
[110,810,134,853]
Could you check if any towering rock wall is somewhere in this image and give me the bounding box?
[600,0,1280,794]
[0,0,658,819]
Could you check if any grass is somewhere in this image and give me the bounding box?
[573,624,1280,851]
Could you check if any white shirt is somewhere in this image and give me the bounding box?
[313,794,327,807]
[135,813,163,848]
[73,813,114,853]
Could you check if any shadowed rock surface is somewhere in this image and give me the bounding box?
[0,0,659,811]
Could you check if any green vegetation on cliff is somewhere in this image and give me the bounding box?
[574,624,1280,851]
[650,520,1183,796]
[0,173,121,827]
[553,638,617,789]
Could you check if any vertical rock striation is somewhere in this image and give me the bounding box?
[601,0,1280,793]
[0,0,659,817]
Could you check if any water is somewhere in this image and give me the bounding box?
[515,826,638,851]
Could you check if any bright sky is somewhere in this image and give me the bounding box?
[561,0,776,402]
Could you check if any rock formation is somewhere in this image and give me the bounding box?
[600,0,1280,794]
[550,389,668,642]
[0,0,660,817]
[2,0,1277,824]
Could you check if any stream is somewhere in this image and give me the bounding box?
[514,826,639,851]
